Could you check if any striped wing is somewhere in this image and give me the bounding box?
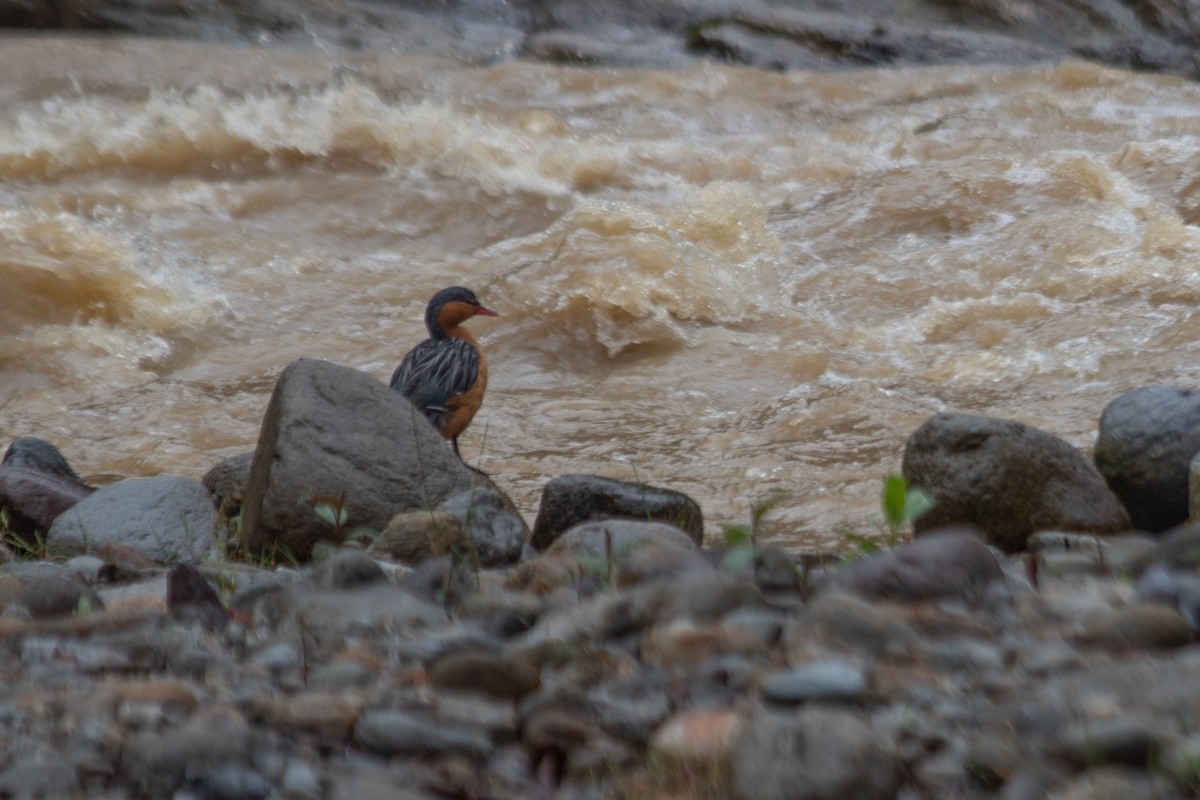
[389,338,480,432]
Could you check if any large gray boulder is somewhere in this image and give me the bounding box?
[241,359,497,561]
[902,413,1129,552]
[1094,386,1200,533]
[47,475,217,563]
[531,474,703,551]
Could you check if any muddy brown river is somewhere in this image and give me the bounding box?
[4,36,1200,550]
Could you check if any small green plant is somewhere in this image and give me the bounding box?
[841,473,935,556]
[314,492,350,540]
[881,473,934,541]
[721,494,786,572]
[6,528,50,562]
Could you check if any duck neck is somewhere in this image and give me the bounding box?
[444,324,477,345]
[428,301,477,342]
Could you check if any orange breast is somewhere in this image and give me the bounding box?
[443,336,488,440]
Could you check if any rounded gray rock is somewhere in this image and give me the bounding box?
[47,475,217,563]
[1095,386,1200,532]
[903,412,1129,552]
[240,359,489,561]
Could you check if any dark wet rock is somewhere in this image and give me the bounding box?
[167,561,228,631]
[0,466,94,541]
[429,649,541,699]
[902,413,1129,552]
[309,549,387,589]
[524,28,691,68]
[1095,386,1200,533]
[436,485,528,566]
[690,7,1059,71]
[369,511,467,563]
[1075,603,1193,650]
[732,706,902,800]
[354,709,493,758]
[0,439,94,541]
[760,660,868,705]
[47,475,217,563]
[823,526,1003,603]
[202,451,253,511]
[530,474,703,550]
[241,359,493,561]
[2,437,86,482]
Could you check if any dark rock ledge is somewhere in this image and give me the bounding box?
[3,0,1200,78]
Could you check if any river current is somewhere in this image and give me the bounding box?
[4,36,1200,550]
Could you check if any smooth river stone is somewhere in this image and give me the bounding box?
[760,660,867,704]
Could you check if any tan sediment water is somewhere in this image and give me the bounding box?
[4,35,1200,550]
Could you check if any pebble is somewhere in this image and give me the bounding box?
[759,660,868,704]
[649,707,744,764]
[428,648,541,698]
[353,709,493,758]
[1076,603,1193,649]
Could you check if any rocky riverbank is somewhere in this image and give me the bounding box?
[4,359,1200,798]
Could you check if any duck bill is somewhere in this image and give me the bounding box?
[474,305,499,317]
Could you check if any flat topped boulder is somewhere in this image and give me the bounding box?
[902,412,1129,553]
[47,475,217,564]
[531,474,704,551]
[241,359,496,561]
